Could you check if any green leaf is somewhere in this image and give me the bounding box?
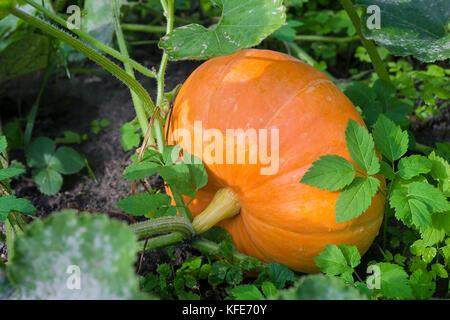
[314,244,359,276]
[48,147,85,175]
[376,262,413,299]
[0,136,6,153]
[408,198,432,232]
[7,210,146,299]
[261,281,278,298]
[379,161,394,180]
[123,162,161,180]
[345,119,379,175]
[159,0,286,60]
[397,155,432,179]
[389,188,432,231]
[159,163,197,197]
[300,155,355,191]
[372,115,408,162]
[55,131,83,144]
[408,182,449,213]
[117,193,171,216]
[267,263,296,289]
[408,269,436,300]
[162,145,181,165]
[272,19,302,43]
[208,260,230,286]
[32,168,63,195]
[373,79,395,106]
[26,137,55,168]
[0,195,35,222]
[120,122,142,152]
[0,34,49,82]
[225,264,243,285]
[275,275,367,300]
[344,82,376,108]
[82,0,114,45]
[0,167,24,180]
[357,0,450,62]
[335,176,380,223]
[227,284,264,300]
[184,152,208,190]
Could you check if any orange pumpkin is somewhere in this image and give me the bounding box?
[167,49,385,273]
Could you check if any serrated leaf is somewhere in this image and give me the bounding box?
[372,114,408,162]
[267,263,296,289]
[336,177,380,223]
[26,137,55,168]
[275,275,367,300]
[345,119,380,175]
[344,82,376,107]
[0,195,35,222]
[159,0,286,60]
[390,188,432,231]
[377,262,413,299]
[7,210,145,299]
[408,198,432,232]
[184,152,208,190]
[117,193,171,216]
[373,79,395,106]
[379,161,394,180]
[357,0,450,62]
[159,163,197,197]
[48,147,85,175]
[162,145,181,165]
[300,155,355,191]
[408,182,449,213]
[32,168,63,195]
[409,269,436,300]
[0,167,24,180]
[398,155,432,179]
[314,244,354,276]
[123,162,161,180]
[228,284,264,300]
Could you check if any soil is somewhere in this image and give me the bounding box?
[0,49,448,297]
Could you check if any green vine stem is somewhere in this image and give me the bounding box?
[340,0,390,82]
[130,216,195,239]
[22,0,157,79]
[295,34,360,43]
[11,7,156,133]
[136,232,184,252]
[191,238,269,273]
[121,24,166,33]
[111,0,155,143]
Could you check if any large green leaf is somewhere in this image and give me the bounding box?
[0,34,49,82]
[357,0,450,62]
[159,0,286,60]
[7,210,147,299]
[82,0,114,45]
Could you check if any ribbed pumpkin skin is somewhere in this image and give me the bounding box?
[167,49,385,273]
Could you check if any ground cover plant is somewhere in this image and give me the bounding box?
[0,0,449,300]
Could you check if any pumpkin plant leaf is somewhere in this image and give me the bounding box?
[117,193,172,216]
[26,137,55,169]
[335,176,380,223]
[159,163,197,197]
[300,155,355,191]
[0,195,36,222]
[0,34,49,83]
[159,0,286,60]
[397,155,432,180]
[372,115,408,162]
[357,0,450,62]
[7,210,147,299]
[184,152,208,190]
[345,119,380,175]
[82,0,114,45]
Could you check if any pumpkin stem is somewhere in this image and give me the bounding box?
[192,188,241,233]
